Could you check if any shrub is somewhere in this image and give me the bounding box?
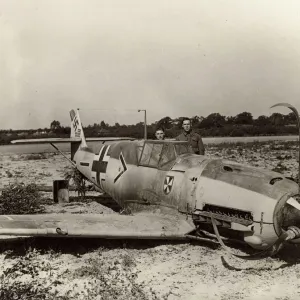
[0,279,53,300]
[23,153,48,160]
[0,183,44,214]
[64,166,88,199]
[0,249,66,300]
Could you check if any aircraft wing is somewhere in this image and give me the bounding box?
[11,137,135,144]
[0,213,194,239]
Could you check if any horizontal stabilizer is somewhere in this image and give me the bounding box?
[11,137,135,145]
[0,213,193,239]
[11,138,81,144]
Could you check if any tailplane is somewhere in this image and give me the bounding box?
[70,109,87,148]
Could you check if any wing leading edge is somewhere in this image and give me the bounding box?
[10,137,135,145]
[0,214,194,239]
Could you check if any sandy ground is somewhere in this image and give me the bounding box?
[0,141,300,299]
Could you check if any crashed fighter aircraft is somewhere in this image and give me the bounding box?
[3,106,300,258]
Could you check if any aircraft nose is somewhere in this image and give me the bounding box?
[278,195,300,243]
[282,196,300,229]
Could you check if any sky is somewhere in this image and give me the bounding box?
[1,0,300,129]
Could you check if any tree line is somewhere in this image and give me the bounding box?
[0,111,298,145]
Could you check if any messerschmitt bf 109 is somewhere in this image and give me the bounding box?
[3,104,300,259]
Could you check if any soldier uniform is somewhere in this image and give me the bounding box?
[175,131,205,155]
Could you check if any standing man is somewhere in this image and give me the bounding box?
[155,128,165,140]
[175,118,205,155]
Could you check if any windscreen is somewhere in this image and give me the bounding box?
[139,143,164,168]
[139,141,191,169]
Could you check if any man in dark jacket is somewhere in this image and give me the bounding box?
[175,118,205,155]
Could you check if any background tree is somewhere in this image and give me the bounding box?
[191,116,204,128]
[1,110,298,145]
[284,112,297,125]
[225,116,236,125]
[200,113,226,128]
[50,120,61,130]
[100,121,107,128]
[156,116,173,130]
[234,112,253,125]
[254,115,270,126]
[269,113,284,126]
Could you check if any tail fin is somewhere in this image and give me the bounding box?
[70,109,87,148]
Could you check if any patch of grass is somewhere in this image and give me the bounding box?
[122,253,137,268]
[208,140,298,153]
[10,153,58,161]
[272,162,290,174]
[0,279,53,300]
[0,249,66,300]
[208,141,269,151]
[269,141,298,151]
[3,249,52,279]
[14,170,24,176]
[0,183,45,214]
[225,149,234,156]
[71,255,155,300]
[5,170,13,178]
[38,172,52,177]
[23,153,48,160]
[276,155,293,160]
[293,172,299,184]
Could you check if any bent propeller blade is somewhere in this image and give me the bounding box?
[270,103,300,123]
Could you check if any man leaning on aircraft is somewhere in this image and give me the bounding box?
[175,118,205,155]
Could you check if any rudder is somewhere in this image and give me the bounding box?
[70,109,87,161]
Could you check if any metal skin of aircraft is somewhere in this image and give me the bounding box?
[3,106,300,259]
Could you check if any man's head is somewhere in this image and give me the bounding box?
[155,128,165,140]
[182,118,192,133]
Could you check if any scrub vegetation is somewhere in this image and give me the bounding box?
[0,183,44,215]
[64,166,88,199]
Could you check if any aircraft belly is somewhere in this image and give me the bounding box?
[195,177,277,222]
[0,214,194,239]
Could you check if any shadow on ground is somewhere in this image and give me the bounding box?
[2,230,300,267]
[0,237,190,258]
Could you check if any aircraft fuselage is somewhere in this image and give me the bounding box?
[73,139,300,251]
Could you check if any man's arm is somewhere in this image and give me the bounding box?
[198,135,205,155]
[175,133,181,141]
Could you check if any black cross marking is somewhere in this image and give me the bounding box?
[92,145,109,185]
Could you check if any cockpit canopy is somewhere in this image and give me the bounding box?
[137,140,193,170]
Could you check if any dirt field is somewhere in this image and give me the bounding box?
[0,141,300,300]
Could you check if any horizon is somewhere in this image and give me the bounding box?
[0,109,294,131]
[0,106,296,130]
